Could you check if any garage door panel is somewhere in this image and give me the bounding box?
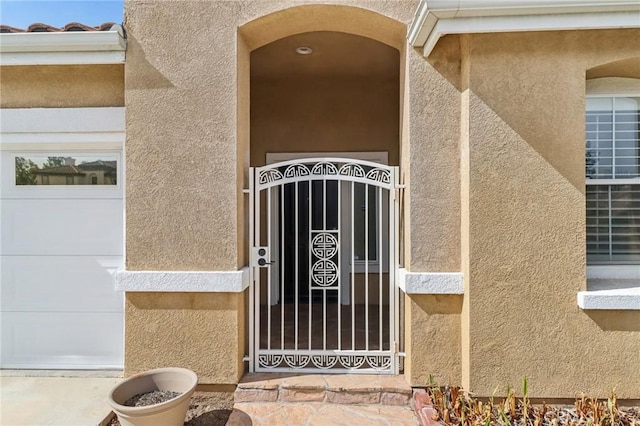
[1,199,123,256]
[1,256,123,312]
[0,312,124,369]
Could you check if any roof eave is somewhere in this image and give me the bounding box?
[0,24,126,65]
[408,1,640,56]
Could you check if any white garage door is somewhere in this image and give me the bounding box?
[1,108,124,369]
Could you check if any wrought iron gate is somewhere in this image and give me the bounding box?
[249,158,399,374]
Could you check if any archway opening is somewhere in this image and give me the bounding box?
[247,28,402,373]
[250,30,400,167]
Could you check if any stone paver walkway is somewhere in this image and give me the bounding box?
[228,373,419,425]
[227,401,418,425]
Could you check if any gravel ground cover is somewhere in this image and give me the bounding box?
[124,390,181,407]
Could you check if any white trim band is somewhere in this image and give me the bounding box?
[408,0,640,56]
[578,287,640,310]
[398,269,464,294]
[0,25,126,65]
[0,107,125,151]
[114,268,250,293]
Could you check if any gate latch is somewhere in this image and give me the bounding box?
[252,247,272,267]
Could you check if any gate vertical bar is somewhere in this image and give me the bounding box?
[249,168,255,372]
[295,182,299,350]
[280,184,285,350]
[392,167,400,374]
[365,183,369,351]
[378,185,383,351]
[337,179,341,351]
[308,180,312,350]
[323,178,327,351]
[351,180,355,351]
[267,187,272,350]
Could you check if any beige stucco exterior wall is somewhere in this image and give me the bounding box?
[123,0,435,385]
[0,65,123,108]
[250,75,400,166]
[125,292,245,384]
[403,35,464,386]
[461,29,640,398]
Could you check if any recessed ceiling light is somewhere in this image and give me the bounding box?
[296,46,313,55]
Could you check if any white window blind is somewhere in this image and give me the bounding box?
[586,96,640,263]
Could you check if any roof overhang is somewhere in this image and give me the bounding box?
[408,1,640,56]
[0,24,126,66]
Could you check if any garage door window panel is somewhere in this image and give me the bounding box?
[14,154,119,186]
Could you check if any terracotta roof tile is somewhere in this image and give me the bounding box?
[0,22,117,33]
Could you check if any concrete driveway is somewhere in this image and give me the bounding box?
[0,370,121,426]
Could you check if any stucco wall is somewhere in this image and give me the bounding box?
[125,292,245,384]
[123,0,418,385]
[403,35,464,386]
[124,0,415,272]
[251,76,399,166]
[0,65,123,108]
[461,29,640,398]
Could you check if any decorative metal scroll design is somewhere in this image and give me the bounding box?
[366,168,391,184]
[257,159,393,188]
[257,353,393,371]
[310,232,339,286]
[258,168,283,184]
[284,164,310,178]
[311,162,339,175]
[338,163,366,178]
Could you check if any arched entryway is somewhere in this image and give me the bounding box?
[239,6,405,374]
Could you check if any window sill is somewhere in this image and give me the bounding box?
[578,266,640,310]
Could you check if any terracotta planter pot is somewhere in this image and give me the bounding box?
[108,367,198,426]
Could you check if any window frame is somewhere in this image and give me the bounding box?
[585,79,640,267]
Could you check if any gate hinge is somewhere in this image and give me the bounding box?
[395,184,406,190]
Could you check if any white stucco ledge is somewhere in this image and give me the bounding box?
[114,268,250,292]
[578,286,640,310]
[398,268,464,294]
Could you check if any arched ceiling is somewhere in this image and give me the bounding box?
[251,31,399,80]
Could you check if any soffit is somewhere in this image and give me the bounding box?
[408,0,640,56]
[251,31,399,80]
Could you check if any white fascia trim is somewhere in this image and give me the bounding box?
[578,287,640,310]
[0,108,125,150]
[398,268,464,294]
[408,1,640,56]
[0,25,126,65]
[1,51,125,65]
[114,268,250,293]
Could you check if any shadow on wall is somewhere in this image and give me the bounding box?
[585,310,640,332]
[413,294,463,315]
[124,34,174,90]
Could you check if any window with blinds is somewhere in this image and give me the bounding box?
[586,96,640,263]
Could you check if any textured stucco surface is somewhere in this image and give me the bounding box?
[125,292,246,384]
[461,29,640,398]
[0,65,123,108]
[122,1,640,397]
[405,37,461,273]
[405,294,462,386]
[123,0,419,385]
[124,0,414,272]
[251,76,399,166]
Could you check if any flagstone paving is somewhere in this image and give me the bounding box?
[227,401,418,425]
[228,373,419,425]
